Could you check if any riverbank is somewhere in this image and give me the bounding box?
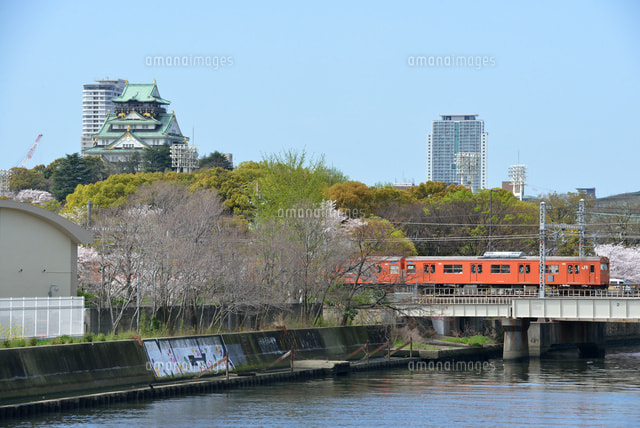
[0,326,395,410]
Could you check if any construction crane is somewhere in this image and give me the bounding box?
[21,134,43,168]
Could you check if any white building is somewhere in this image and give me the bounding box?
[81,78,126,154]
[0,200,93,298]
[427,114,487,192]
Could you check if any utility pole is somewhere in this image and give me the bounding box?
[578,199,585,258]
[539,202,546,298]
[488,189,498,251]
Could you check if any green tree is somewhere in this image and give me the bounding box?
[190,161,266,216]
[199,151,233,170]
[50,153,103,202]
[253,149,346,220]
[143,143,172,172]
[326,180,373,216]
[8,167,50,192]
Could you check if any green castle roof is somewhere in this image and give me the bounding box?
[112,83,170,104]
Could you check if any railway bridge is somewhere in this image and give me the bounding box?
[395,291,640,360]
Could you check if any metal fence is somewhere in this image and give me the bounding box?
[0,297,85,339]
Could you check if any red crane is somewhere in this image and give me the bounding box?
[21,134,43,168]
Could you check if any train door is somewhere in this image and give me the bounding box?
[588,263,596,284]
[423,263,436,290]
[566,263,579,284]
[517,263,532,283]
[470,263,481,283]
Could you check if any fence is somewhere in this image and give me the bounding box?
[0,297,85,339]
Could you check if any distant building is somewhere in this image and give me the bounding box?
[83,80,198,172]
[508,164,527,201]
[576,187,596,198]
[81,78,126,154]
[427,114,487,192]
[393,182,414,191]
[0,200,93,298]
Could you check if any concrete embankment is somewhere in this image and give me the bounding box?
[0,340,154,405]
[0,325,408,417]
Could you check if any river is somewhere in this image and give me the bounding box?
[8,346,640,427]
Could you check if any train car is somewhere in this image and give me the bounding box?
[357,252,610,290]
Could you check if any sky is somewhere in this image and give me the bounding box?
[0,0,639,199]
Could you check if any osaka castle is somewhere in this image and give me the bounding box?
[84,80,198,172]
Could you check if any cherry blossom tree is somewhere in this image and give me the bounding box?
[595,244,640,283]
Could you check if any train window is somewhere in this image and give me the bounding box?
[491,264,510,274]
[390,265,399,274]
[575,265,579,274]
[471,265,476,274]
[545,265,559,274]
[590,265,595,273]
[376,264,382,273]
[526,265,530,274]
[568,265,573,274]
[431,265,435,273]
[407,264,416,273]
[478,264,482,273]
[601,263,608,271]
[519,265,524,274]
[424,264,429,273]
[444,264,463,274]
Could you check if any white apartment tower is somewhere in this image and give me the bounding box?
[427,114,487,192]
[81,78,126,154]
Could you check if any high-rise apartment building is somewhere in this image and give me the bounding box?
[426,114,487,192]
[81,78,126,154]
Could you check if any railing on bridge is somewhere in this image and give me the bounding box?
[395,289,640,320]
[391,288,640,305]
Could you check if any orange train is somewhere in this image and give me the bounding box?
[352,252,610,290]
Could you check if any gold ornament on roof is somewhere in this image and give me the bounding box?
[127,125,130,132]
[153,78,157,85]
[125,79,128,85]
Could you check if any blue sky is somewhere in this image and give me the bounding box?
[1,0,638,198]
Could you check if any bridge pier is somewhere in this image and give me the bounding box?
[504,319,606,360]
[503,318,530,360]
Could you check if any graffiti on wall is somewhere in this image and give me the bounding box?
[143,335,236,379]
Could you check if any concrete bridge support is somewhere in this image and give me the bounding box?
[503,319,606,360]
[503,318,530,360]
